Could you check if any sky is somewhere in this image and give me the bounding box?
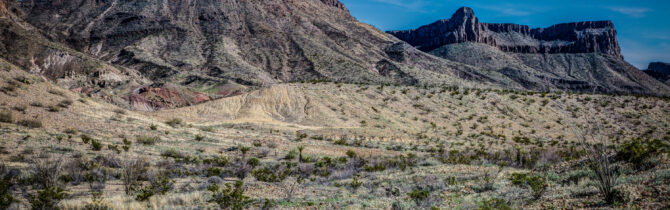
[339,0,670,69]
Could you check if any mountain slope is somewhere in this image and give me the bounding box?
[16,0,477,86]
[388,7,670,95]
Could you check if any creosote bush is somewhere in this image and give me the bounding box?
[209,181,254,209]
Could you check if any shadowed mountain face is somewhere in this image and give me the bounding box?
[388,7,668,95]
[645,62,670,85]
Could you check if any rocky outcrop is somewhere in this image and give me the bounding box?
[388,7,622,58]
[320,0,347,11]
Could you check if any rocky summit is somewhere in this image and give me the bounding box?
[388,7,667,95]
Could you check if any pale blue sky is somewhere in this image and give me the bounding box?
[340,0,670,69]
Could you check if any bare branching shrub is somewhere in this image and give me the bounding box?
[29,156,68,209]
[31,155,64,189]
[557,90,620,204]
[121,157,149,195]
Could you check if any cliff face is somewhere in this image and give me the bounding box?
[388,7,622,58]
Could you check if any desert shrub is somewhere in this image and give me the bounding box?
[478,198,511,210]
[0,111,13,123]
[252,165,288,182]
[0,163,14,209]
[57,99,73,108]
[510,172,547,200]
[247,158,260,168]
[136,136,160,145]
[108,145,121,154]
[17,119,42,128]
[206,167,224,177]
[81,135,93,144]
[407,188,431,207]
[285,150,298,160]
[346,150,357,159]
[121,158,148,195]
[617,138,668,168]
[209,181,254,210]
[46,105,61,112]
[526,175,547,200]
[161,148,186,159]
[349,176,362,190]
[29,187,67,210]
[91,139,103,151]
[203,156,229,167]
[200,126,215,132]
[165,118,182,128]
[135,173,174,201]
[29,157,67,209]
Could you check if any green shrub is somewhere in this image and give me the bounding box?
[617,138,668,167]
[209,181,254,210]
[81,135,93,144]
[135,174,174,201]
[252,166,288,182]
[285,150,298,160]
[349,176,362,190]
[29,187,67,210]
[247,158,260,168]
[206,167,224,177]
[91,139,103,151]
[407,188,430,207]
[203,156,229,167]
[1,164,13,209]
[17,119,42,128]
[136,136,161,145]
[346,150,357,159]
[508,172,547,200]
[0,111,12,123]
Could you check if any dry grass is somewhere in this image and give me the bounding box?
[0,67,668,209]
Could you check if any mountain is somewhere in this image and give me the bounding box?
[388,7,669,95]
[644,62,670,85]
[8,0,505,110]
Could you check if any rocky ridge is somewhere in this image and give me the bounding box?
[388,7,622,58]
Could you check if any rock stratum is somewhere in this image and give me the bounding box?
[388,7,668,95]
